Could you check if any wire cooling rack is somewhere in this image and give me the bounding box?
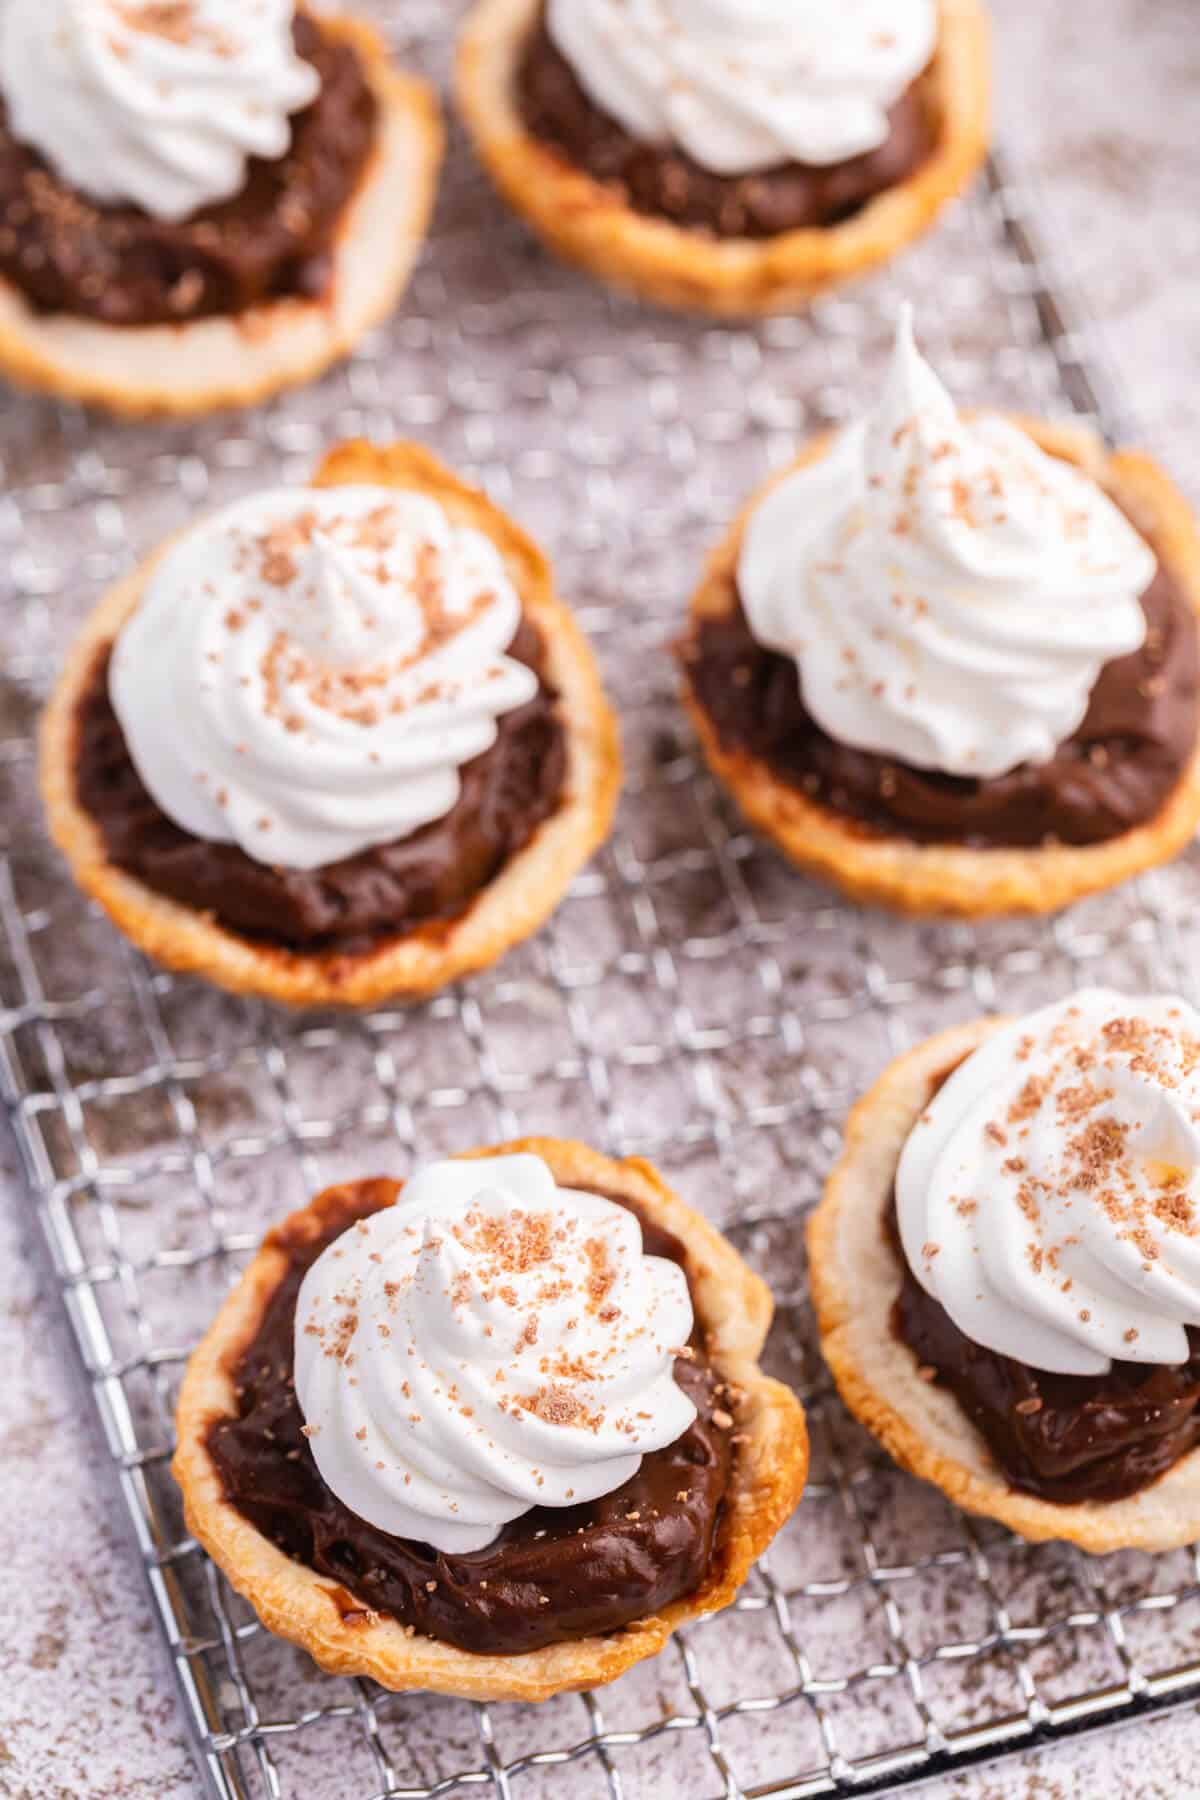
[4,7,1200,1796]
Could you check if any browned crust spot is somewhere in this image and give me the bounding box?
[681,419,1200,917]
[39,440,622,1007]
[172,1136,809,1700]
[454,0,991,317]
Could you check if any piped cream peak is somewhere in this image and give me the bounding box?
[110,485,537,871]
[739,308,1156,780]
[294,1154,697,1553]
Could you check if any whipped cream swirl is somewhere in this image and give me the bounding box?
[898,991,1200,1377]
[294,1154,697,1553]
[0,0,320,223]
[740,310,1157,780]
[547,0,936,174]
[110,486,538,872]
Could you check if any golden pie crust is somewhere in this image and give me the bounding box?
[0,13,443,418]
[173,1136,809,1701]
[682,420,1200,917]
[455,0,990,317]
[40,440,622,1008]
[810,1021,1200,1551]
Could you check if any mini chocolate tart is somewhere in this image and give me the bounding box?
[40,442,621,1008]
[810,1022,1200,1552]
[682,421,1200,917]
[173,1138,809,1700]
[70,619,565,956]
[455,0,989,316]
[0,12,442,417]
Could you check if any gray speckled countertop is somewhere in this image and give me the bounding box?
[3,3,1199,1796]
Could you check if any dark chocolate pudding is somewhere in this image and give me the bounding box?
[0,17,376,326]
[516,13,934,239]
[890,1069,1200,1504]
[684,562,1200,849]
[207,1179,736,1654]
[73,620,567,953]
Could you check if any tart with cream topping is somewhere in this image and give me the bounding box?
[173,1137,808,1699]
[40,440,620,1007]
[0,0,442,415]
[681,311,1200,915]
[455,0,989,316]
[811,992,1200,1550]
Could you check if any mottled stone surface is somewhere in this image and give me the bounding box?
[0,1121,197,1798]
[990,0,1200,503]
[2,4,1199,1799]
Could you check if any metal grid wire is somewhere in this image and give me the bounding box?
[3,6,1200,1795]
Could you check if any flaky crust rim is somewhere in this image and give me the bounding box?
[172,1136,809,1700]
[809,1021,1200,1552]
[454,0,990,317]
[39,441,622,1008]
[0,14,443,419]
[682,420,1200,917]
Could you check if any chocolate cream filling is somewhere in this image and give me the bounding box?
[73,620,567,954]
[207,1180,736,1655]
[890,1068,1200,1504]
[684,561,1200,849]
[516,13,934,239]
[0,16,377,326]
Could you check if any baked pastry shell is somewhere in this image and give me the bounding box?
[454,0,990,317]
[39,439,622,1008]
[682,419,1200,917]
[172,1135,810,1701]
[809,1019,1200,1553]
[0,12,443,418]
